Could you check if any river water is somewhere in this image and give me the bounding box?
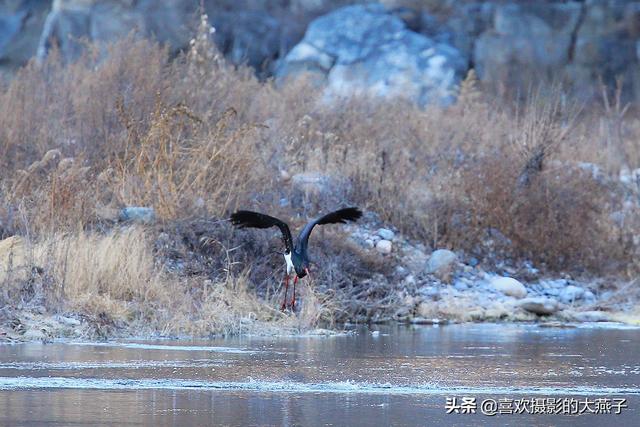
[0,323,638,426]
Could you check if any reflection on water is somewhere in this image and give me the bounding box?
[0,323,638,426]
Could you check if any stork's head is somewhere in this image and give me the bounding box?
[290,251,308,278]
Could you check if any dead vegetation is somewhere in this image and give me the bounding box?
[1,18,639,337]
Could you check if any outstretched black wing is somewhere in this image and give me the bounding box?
[230,210,294,253]
[296,207,362,254]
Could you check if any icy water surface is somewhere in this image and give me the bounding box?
[0,323,638,426]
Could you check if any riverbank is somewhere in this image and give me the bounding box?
[1,35,640,342]
[1,213,638,343]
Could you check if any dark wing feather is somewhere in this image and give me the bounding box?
[296,207,362,253]
[230,210,293,253]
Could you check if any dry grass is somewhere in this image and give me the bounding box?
[1,16,639,335]
[0,227,330,338]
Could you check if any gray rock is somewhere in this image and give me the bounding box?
[291,172,334,198]
[426,249,458,279]
[376,239,392,255]
[470,1,640,99]
[54,315,81,327]
[571,1,638,97]
[404,247,429,274]
[403,274,416,286]
[491,276,527,299]
[425,2,494,64]
[474,2,582,84]
[119,207,155,224]
[419,286,440,300]
[38,0,193,62]
[0,0,51,76]
[277,4,467,106]
[559,285,585,304]
[377,228,395,241]
[210,10,281,75]
[600,290,614,301]
[569,310,611,322]
[453,280,468,291]
[23,327,47,341]
[582,290,596,303]
[539,279,565,296]
[519,297,560,315]
[544,287,561,297]
[547,279,568,288]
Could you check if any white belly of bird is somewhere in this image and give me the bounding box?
[284,252,294,275]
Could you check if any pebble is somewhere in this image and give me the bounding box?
[376,239,392,254]
[453,281,468,291]
[404,275,416,286]
[377,228,395,241]
[395,266,407,276]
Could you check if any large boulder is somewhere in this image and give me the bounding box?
[276,4,467,106]
[491,276,528,299]
[426,249,458,280]
[518,296,560,315]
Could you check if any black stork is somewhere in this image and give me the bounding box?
[230,207,362,310]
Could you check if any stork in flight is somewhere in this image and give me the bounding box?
[230,207,362,310]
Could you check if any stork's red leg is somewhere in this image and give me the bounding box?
[280,274,290,311]
[290,275,298,310]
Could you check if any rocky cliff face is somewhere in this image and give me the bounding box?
[2,1,640,102]
[0,0,51,74]
[36,0,194,62]
[472,1,640,99]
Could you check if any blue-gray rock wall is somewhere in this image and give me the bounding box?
[2,1,640,102]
